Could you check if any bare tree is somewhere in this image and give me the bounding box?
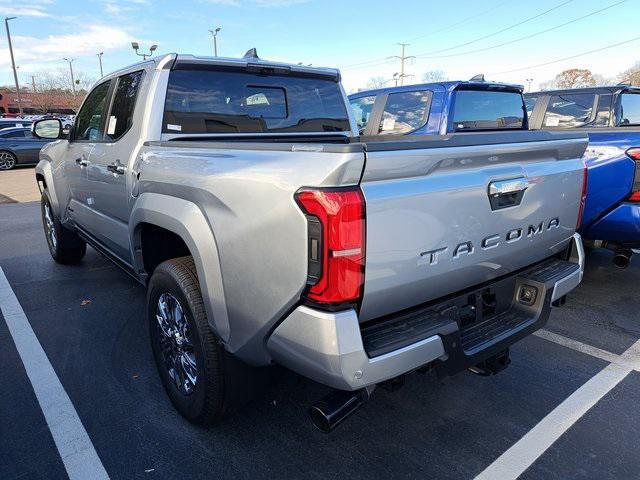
[619,61,640,85]
[366,76,388,89]
[26,69,96,112]
[549,69,596,89]
[421,70,448,83]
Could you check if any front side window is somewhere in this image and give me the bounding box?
[75,81,111,141]
[163,68,350,134]
[105,70,144,141]
[378,90,431,135]
[543,93,596,128]
[349,95,375,134]
[452,89,525,131]
[620,93,640,126]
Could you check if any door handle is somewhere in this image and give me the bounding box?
[75,157,89,167]
[107,161,125,175]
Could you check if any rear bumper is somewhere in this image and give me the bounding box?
[267,234,584,391]
[583,203,640,247]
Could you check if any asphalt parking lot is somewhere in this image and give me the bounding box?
[1,199,639,480]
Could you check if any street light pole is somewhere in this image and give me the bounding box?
[526,78,534,92]
[209,27,221,56]
[5,16,23,116]
[97,52,104,77]
[63,58,76,96]
[131,42,157,60]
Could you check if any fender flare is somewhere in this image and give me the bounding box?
[35,160,58,212]
[130,192,231,342]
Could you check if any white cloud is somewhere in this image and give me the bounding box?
[0,6,50,17]
[0,25,132,68]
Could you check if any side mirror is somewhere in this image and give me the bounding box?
[32,118,63,140]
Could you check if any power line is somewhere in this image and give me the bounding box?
[412,0,626,60]
[403,0,511,43]
[413,0,574,57]
[488,35,640,75]
[340,0,511,70]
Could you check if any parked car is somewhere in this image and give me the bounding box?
[34,53,587,431]
[525,86,640,267]
[348,78,527,136]
[0,118,32,131]
[0,127,52,170]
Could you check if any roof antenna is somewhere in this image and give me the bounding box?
[243,48,260,60]
[470,73,485,82]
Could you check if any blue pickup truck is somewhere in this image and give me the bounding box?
[349,82,640,267]
[524,86,640,267]
[349,79,527,136]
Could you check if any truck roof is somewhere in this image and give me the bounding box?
[350,80,524,98]
[526,85,640,96]
[102,53,341,82]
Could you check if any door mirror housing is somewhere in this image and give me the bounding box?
[32,118,63,139]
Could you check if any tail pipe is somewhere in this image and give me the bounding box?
[309,387,373,433]
[593,241,633,269]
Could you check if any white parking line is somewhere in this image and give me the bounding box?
[476,333,640,480]
[0,268,109,480]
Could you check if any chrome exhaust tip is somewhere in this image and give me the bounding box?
[309,388,371,433]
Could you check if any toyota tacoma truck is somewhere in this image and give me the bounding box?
[525,86,640,267]
[33,52,587,432]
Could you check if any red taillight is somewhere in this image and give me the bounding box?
[576,162,588,229]
[295,188,365,305]
[627,148,640,202]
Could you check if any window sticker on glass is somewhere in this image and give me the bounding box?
[545,116,560,127]
[167,124,182,131]
[382,117,396,131]
[107,116,117,136]
[246,93,270,106]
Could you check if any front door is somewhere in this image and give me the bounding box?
[64,79,113,227]
[85,70,145,264]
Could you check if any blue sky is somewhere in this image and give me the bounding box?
[0,0,638,92]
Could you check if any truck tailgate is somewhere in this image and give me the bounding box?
[358,132,588,322]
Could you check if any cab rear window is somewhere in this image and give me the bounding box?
[451,89,525,131]
[163,68,351,134]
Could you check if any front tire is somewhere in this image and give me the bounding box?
[148,257,230,424]
[41,192,86,264]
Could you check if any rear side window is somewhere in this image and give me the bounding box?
[0,130,27,138]
[620,93,640,126]
[349,95,375,134]
[451,89,525,131]
[106,70,144,141]
[594,94,612,127]
[163,68,350,134]
[524,96,538,118]
[543,93,596,128]
[378,91,431,135]
[75,81,111,141]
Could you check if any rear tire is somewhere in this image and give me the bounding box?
[148,256,256,424]
[0,151,17,170]
[41,192,86,264]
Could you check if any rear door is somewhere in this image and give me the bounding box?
[85,69,144,263]
[357,132,588,321]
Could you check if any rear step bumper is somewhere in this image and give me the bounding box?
[267,234,584,391]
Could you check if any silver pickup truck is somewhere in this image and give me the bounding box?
[33,52,587,432]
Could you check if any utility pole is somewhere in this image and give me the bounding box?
[63,58,76,96]
[5,17,23,116]
[97,52,104,77]
[209,27,221,56]
[31,75,36,93]
[389,43,415,86]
